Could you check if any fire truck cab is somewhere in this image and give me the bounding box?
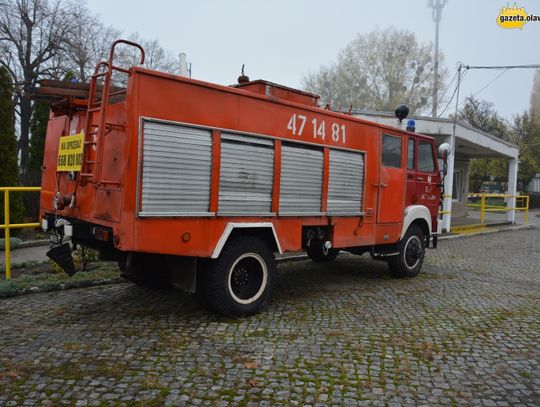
[38,40,449,316]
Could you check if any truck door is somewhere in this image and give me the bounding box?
[406,136,417,205]
[377,133,405,223]
[415,139,439,219]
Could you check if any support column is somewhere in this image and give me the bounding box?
[463,160,470,203]
[462,160,470,216]
[506,158,519,223]
[441,136,455,232]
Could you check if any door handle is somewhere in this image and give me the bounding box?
[417,177,424,181]
[380,183,389,188]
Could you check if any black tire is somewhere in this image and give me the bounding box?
[202,236,276,317]
[119,252,171,289]
[306,242,339,263]
[388,224,425,278]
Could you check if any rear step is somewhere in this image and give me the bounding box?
[47,244,76,276]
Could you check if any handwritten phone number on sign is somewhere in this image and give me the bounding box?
[287,113,346,144]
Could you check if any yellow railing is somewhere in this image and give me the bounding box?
[0,187,42,280]
[467,193,529,226]
[438,194,452,215]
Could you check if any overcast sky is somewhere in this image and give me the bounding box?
[85,0,540,120]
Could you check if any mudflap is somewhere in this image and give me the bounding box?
[47,243,76,276]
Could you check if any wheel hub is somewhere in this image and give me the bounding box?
[405,236,423,268]
[227,253,268,305]
[231,266,249,287]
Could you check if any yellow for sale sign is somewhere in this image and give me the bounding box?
[57,133,84,172]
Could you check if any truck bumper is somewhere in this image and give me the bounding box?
[42,213,119,274]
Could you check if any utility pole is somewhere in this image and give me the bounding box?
[429,0,447,118]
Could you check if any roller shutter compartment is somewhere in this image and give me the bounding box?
[140,121,212,216]
[218,134,274,215]
[327,149,364,215]
[279,143,324,216]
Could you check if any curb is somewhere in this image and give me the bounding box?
[439,224,534,240]
[17,239,50,249]
[0,277,126,300]
[0,239,49,252]
[2,238,71,252]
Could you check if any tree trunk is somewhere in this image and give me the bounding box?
[19,96,32,173]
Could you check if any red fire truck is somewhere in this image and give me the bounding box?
[38,40,449,316]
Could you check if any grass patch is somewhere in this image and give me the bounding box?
[43,362,87,381]
[34,358,129,382]
[0,262,121,298]
[11,260,42,271]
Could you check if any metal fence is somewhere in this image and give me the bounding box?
[467,193,529,226]
[0,187,41,280]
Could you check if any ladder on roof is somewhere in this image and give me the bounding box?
[79,40,145,184]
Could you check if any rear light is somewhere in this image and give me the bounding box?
[92,226,111,242]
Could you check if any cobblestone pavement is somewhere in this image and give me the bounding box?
[1,228,539,406]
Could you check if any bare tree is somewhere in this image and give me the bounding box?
[116,32,181,74]
[0,0,182,173]
[0,0,75,171]
[61,7,120,82]
[303,28,447,114]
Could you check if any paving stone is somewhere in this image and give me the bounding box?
[0,229,539,405]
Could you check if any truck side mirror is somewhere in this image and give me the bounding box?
[438,143,451,176]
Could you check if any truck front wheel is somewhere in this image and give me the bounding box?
[388,225,425,278]
[202,236,276,317]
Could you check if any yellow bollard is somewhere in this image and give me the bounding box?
[525,196,529,225]
[480,193,486,226]
[4,190,10,280]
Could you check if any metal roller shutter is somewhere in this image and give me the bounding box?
[140,121,212,216]
[327,149,364,215]
[279,143,323,215]
[218,134,274,215]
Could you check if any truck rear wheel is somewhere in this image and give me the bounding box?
[388,224,425,278]
[202,236,276,317]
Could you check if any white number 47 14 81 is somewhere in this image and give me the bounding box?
[287,113,346,143]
